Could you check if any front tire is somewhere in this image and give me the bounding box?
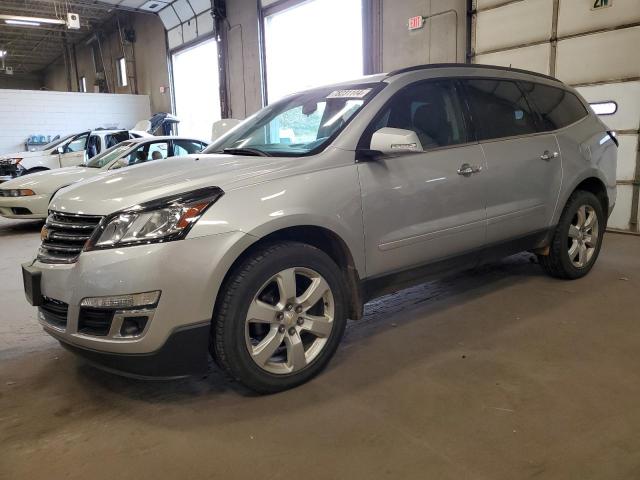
[212,241,348,393]
[538,190,605,279]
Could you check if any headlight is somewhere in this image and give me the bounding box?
[85,186,224,250]
[0,189,35,197]
[1,158,23,165]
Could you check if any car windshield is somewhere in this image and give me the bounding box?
[204,83,382,157]
[85,142,135,168]
[42,134,75,151]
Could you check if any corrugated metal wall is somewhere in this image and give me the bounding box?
[471,0,640,232]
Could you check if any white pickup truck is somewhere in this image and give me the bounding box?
[0,128,150,182]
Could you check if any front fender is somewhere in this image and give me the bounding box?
[20,155,55,171]
[188,164,366,275]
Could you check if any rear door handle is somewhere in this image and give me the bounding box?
[457,163,482,176]
[540,150,559,161]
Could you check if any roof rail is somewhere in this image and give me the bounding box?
[385,63,561,83]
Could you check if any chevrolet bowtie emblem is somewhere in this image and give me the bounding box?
[40,226,49,241]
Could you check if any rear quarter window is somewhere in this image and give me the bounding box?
[521,82,589,131]
[462,79,538,141]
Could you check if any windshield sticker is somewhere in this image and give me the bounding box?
[327,88,372,99]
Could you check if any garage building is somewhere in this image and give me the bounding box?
[1,1,639,479]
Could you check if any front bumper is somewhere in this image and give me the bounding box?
[22,230,253,378]
[51,322,211,379]
[0,193,49,219]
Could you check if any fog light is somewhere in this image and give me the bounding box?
[120,316,149,336]
[80,291,160,309]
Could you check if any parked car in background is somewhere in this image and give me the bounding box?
[0,136,208,220]
[22,64,617,393]
[0,128,152,183]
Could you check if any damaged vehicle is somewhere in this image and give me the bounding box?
[22,64,617,393]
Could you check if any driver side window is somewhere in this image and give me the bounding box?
[361,81,468,151]
[65,133,89,153]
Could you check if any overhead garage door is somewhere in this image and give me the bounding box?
[470,0,640,233]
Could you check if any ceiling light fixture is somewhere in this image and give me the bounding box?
[5,19,42,27]
[0,14,66,26]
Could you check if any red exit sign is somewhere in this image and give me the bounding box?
[408,15,424,31]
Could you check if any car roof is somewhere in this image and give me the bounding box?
[286,64,562,100]
[384,63,562,84]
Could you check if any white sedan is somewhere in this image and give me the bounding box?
[0,136,208,220]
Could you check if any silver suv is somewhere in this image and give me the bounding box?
[22,64,617,393]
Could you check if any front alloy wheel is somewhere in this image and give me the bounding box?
[245,267,335,375]
[212,241,347,393]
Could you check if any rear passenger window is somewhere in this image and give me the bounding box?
[173,140,206,156]
[360,80,468,151]
[463,79,538,140]
[522,82,588,130]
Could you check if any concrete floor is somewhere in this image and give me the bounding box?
[1,216,639,480]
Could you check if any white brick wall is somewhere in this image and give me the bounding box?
[0,90,151,154]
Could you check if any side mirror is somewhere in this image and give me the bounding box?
[370,128,423,154]
[56,146,65,154]
[212,119,242,142]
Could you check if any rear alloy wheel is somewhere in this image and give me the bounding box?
[538,190,605,279]
[212,242,347,393]
[567,205,599,269]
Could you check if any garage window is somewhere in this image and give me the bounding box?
[262,0,364,103]
[172,38,222,140]
[521,83,588,131]
[590,101,618,116]
[463,79,538,140]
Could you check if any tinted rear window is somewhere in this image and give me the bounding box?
[521,82,589,131]
[463,79,538,141]
[105,131,130,148]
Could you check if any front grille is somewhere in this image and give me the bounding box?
[39,298,69,329]
[37,211,103,264]
[78,308,114,336]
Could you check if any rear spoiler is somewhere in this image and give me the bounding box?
[607,130,619,147]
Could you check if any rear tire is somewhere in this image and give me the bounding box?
[212,241,348,394]
[538,190,605,279]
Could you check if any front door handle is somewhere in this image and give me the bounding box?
[540,150,559,161]
[457,163,482,176]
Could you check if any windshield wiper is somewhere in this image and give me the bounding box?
[222,147,271,157]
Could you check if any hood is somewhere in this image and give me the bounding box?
[1,166,100,194]
[0,149,50,161]
[49,154,289,215]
